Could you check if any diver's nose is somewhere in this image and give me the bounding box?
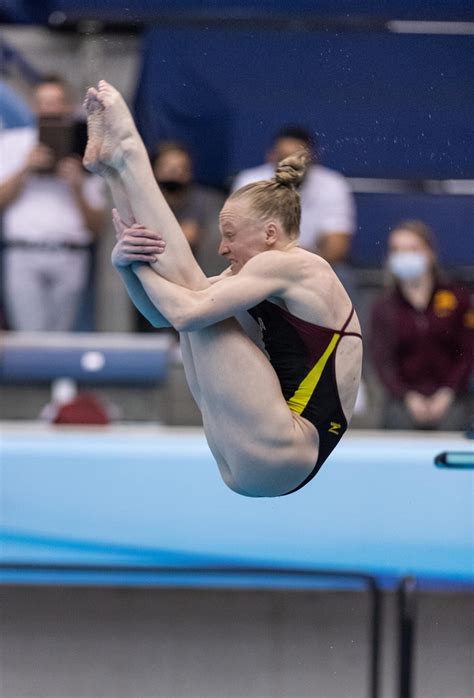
[218,240,229,257]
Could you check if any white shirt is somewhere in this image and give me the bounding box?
[232,163,356,250]
[0,126,105,245]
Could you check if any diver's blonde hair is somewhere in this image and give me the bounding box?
[229,150,309,238]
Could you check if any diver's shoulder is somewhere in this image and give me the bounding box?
[277,247,331,284]
[245,247,328,279]
[290,247,331,269]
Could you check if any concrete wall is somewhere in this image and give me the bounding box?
[1,586,472,698]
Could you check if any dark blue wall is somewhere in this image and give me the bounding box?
[134,29,474,184]
[3,1,474,23]
[132,26,474,266]
[353,193,473,266]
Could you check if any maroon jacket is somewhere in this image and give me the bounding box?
[370,282,473,399]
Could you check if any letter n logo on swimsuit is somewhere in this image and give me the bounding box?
[328,421,341,436]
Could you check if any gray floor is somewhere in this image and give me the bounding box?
[0,586,472,698]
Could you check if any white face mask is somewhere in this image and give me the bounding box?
[387,251,429,281]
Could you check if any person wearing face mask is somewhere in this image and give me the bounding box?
[132,141,225,333]
[370,220,473,430]
[152,142,225,273]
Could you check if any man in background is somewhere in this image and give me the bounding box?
[232,126,356,273]
[152,141,225,277]
[0,76,106,331]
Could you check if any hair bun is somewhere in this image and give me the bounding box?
[273,150,309,189]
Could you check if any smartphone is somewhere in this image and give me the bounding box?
[37,118,87,173]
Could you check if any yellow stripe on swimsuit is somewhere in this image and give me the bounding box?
[247,300,362,494]
[286,332,341,415]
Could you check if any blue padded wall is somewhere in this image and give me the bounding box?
[134,29,474,184]
[353,193,474,266]
[0,346,170,384]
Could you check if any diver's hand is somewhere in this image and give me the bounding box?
[111,211,166,268]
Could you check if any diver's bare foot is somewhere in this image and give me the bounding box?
[95,79,143,171]
[83,87,110,175]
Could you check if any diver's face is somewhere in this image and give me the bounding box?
[218,199,268,273]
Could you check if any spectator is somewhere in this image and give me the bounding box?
[134,140,226,333]
[370,220,473,430]
[232,126,356,269]
[152,141,226,277]
[0,76,106,331]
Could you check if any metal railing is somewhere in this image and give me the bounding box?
[0,562,382,698]
[397,576,417,698]
[396,451,474,698]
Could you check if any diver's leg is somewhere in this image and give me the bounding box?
[84,81,208,290]
[84,86,134,226]
[186,318,319,497]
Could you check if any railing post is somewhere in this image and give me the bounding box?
[398,575,417,698]
[367,578,382,698]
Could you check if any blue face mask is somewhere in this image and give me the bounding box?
[387,251,429,281]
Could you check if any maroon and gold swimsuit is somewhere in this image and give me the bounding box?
[248,301,362,494]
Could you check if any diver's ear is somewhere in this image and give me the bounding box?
[264,220,279,247]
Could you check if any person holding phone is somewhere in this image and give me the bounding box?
[0,76,106,331]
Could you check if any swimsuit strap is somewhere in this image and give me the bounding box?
[340,305,355,332]
[340,305,362,339]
